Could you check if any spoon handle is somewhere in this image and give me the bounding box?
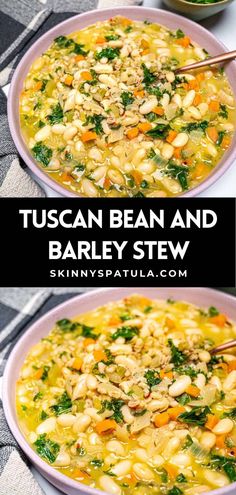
[210,339,236,355]
[176,49,236,73]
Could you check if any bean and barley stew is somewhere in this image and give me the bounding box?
[17,295,236,495]
[19,17,235,197]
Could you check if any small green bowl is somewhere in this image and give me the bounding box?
[162,0,235,20]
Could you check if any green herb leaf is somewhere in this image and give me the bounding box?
[95,47,120,60]
[208,306,219,317]
[32,143,52,167]
[165,162,189,191]
[168,339,188,366]
[168,487,183,495]
[111,326,139,341]
[47,102,64,125]
[51,392,72,416]
[34,434,60,463]
[144,369,161,389]
[142,63,156,86]
[121,91,134,107]
[99,399,125,423]
[182,120,209,134]
[179,406,211,426]
[210,454,236,482]
[90,459,104,467]
[219,104,228,119]
[176,473,187,483]
[84,114,105,134]
[146,123,170,139]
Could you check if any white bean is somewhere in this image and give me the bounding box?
[88,147,102,162]
[57,414,76,427]
[160,93,170,108]
[139,98,158,115]
[188,106,201,120]
[162,143,174,160]
[147,398,169,412]
[203,469,229,488]
[133,463,154,481]
[152,454,165,467]
[195,373,206,390]
[92,166,107,181]
[73,414,91,433]
[132,148,146,166]
[199,350,211,363]
[72,374,88,400]
[168,375,191,397]
[171,133,189,148]
[165,437,181,457]
[121,405,134,424]
[223,370,236,392]
[53,452,71,467]
[52,124,66,135]
[32,57,44,71]
[108,169,125,185]
[212,418,234,435]
[137,161,156,174]
[200,432,216,450]
[156,48,170,57]
[99,475,121,495]
[89,432,101,445]
[171,453,191,467]
[135,448,148,462]
[182,90,196,108]
[106,440,125,457]
[35,125,51,142]
[36,417,57,435]
[112,460,132,477]
[166,71,175,83]
[199,102,208,116]
[99,74,117,87]
[86,374,98,390]
[63,126,77,141]
[82,178,98,197]
[210,376,222,391]
[206,142,217,157]
[93,63,113,74]
[172,94,182,108]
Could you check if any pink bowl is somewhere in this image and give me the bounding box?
[2,287,236,495]
[8,6,236,197]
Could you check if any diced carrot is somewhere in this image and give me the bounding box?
[154,412,170,428]
[168,406,186,420]
[227,447,236,456]
[141,49,149,55]
[215,362,229,373]
[75,54,85,62]
[191,163,208,179]
[83,337,95,347]
[108,315,121,326]
[96,36,106,44]
[205,414,219,430]
[222,135,231,148]
[196,72,205,82]
[123,473,137,485]
[34,368,43,380]
[160,369,173,380]
[138,122,152,132]
[165,463,178,478]
[127,127,139,139]
[134,89,145,98]
[81,71,93,81]
[193,94,202,106]
[209,313,227,327]
[186,385,200,398]
[215,435,226,449]
[166,130,177,143]
[93,349,107,362]
[176,36,191,47]
[131,170,143,186]
[120,17,132,26]
[95,419,117,434]
[153,106,164,116]
[81,131,97,142]
[72,357,83,370]
[188,79,199,91]
[60,172,72,182]
[228,359,236,372]
[103,177,111,190]
[173,147,183,160]
[165,316,175,329]
[34,81,43,91]
[65,74,73,86]
[207,127,218,143]
[209,100,220,112]
[72,468,89,479]
[140,39,149,49]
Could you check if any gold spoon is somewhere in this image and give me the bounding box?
[210,339,236,355]
[175,49,236,73]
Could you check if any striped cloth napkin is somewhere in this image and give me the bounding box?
[0,0,142,197]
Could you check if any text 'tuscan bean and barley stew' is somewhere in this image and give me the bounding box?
[20,17,235,197]
[17,295,236,495]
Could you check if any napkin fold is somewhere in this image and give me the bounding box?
[0,0,142,197]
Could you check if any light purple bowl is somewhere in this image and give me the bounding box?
[8,6,236,198]
[2,287,236,495]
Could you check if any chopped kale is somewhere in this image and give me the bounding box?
[174,366,198,378]
[146,123,170,139]
[47,102,63,125]
[222,407,236,418]
[34,434,60,463]
[121,91,134,107]
[54,35,87,55]
[74,164,85,172]
[38,120,45,128]
[32,143,52,167]
[145,369,161,389]
[216,130,226,146]
[111,326,139,341]
[80,323,98,340]
[174,28,185,39]
[120,313,132,321]
[168,339,188,366]
[56,319,79,332]
[95,47,120,60]
[105,34,120,41]
[41,365,50,381]
[77,446,86,456]
[183,434,194,450]
[176,474,187,483]
[179,406,211,426]
[168,487,183,495]
[133,409,147,416]
[182,120,209,134]
[40,79,48,92]
[33,392,43,401]
[146,112,158,122]
[208,306,219,317]
[141,63,156,86]
[165,162,189,191]
[144,305,153,313]
[176,393,192,405]
[84,114,105,135]
[167,298,175,304]
[40,410,48,420]
[219,104,228,119]
[210,454,236,482]
[99,399,125,423]
[51,392,72,416]
[90,459,104,467]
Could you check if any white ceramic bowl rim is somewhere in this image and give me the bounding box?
[7,6,236,197]
[2,287,236,495]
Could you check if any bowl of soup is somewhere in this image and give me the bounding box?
[2,287,236,495]
[8,7,236,197]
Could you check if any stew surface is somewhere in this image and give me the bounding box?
[19,17,235,197]
[16,295,236,495]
